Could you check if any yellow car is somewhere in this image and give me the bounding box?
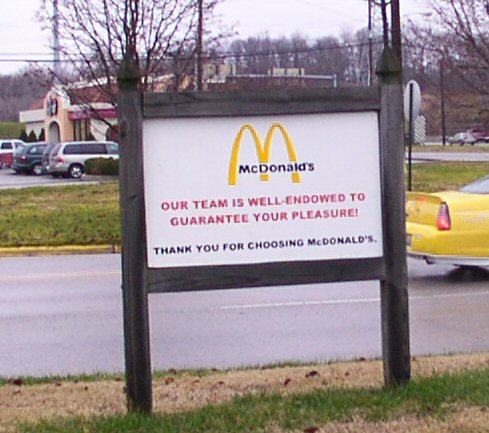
[406,175,489,266]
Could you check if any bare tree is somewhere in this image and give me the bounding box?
[415,0,489,96]
[35,0,222,137]
[37,0,222,100]
[408,0,489,130]
[0,69,51,122]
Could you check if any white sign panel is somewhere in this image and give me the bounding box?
[143,112,383,268]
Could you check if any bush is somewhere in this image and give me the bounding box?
[19,129,29,142]
[27,130,37,142]
[84,158,119,176]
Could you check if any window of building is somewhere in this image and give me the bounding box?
[73,119,91,141]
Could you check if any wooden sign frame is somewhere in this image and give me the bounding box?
[117,48,410,413]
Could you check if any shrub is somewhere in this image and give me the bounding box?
[84,158,119,176]
[27,130,37,142]
[19,129,29,142]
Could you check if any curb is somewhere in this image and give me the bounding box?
[0,245,121,257]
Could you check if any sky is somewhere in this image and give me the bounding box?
[0,0,428,75]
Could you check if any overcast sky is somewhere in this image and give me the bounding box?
[0,0,427,75]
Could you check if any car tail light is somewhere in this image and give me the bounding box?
[56,157,64,164]
[437,203,451,231]
[20,155,27,162]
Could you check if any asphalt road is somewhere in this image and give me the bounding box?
[0,167,108,189]
[1,254,488,377]
[412,151,489,162]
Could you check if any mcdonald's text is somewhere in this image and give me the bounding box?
[151,234,378,256]
[237,161,314,177]
[160,193,359,213]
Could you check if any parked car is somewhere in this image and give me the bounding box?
[12,142,48,175]
[447,132,469,145]
[0,139,25,168]
[465,128,489,144]
[406,175,489,267]
[48,141,119,179]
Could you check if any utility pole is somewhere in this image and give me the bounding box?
[380,0,389,48]
[196,0,204,91]
[391,0,402,65]
[440,58,447,145]
[53,0,61,80]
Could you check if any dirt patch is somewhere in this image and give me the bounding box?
[1,352,489,432]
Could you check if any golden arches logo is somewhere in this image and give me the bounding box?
[228,123,301,185]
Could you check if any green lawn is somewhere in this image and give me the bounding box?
[1,161,488,248]
[0,182,120,247]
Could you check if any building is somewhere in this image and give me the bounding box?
[19,68,336,142]
[19,81,118,143]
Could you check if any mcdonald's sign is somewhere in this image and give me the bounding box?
[228,123,314,186]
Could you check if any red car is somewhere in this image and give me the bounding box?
[465,129,489,144]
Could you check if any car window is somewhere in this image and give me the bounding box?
[28,145,47,155]
[64,142,107,154]
[85,143,108,154]
[1,142,12,150]
[106,143,119,155]
[63,144,84,155]
[460,176,489,194]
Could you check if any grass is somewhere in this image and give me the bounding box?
[0,161,488,248]
[0,182,120,247]
[11,368,489,433]
[410,161,489,192]
[0,121,24,139]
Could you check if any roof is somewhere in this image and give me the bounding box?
[28,97,45,110]
[65,83,116,105]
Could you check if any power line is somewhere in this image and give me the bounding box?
[0,38,384,66]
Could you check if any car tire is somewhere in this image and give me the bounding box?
[31,163,43,176]
[68,164,84,179]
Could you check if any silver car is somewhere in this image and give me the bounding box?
[48,141,118,179]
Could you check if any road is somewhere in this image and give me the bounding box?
[1,254,488,377]
[0,167,108,189]
[412,151,489,162]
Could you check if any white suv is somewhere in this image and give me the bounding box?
[0,139,25,168]
[48,141,118,179]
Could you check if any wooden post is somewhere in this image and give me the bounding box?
[377,48,411,386]
[117,55,153,413]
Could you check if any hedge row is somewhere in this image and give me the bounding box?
[84,158,119,176]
